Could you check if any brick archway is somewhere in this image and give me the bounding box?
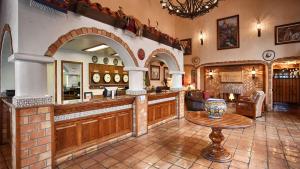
[45,27,138,67]
[144,48,180,71]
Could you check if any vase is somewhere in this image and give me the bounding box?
[205,99,227,119]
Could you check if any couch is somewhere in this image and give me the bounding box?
[185,90,207,111]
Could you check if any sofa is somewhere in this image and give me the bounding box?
[236,91,265,119]
[185,90,208,111]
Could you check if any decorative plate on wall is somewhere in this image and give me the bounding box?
[103,57,109,64]
[113,58,118,65]
[137,48,145,60]
[92,56,98,63]
[262,50,275,61]
[192,57,200,65]
[114,74,121,83]
[92,73,101,83]
[123,74,129,83]
[103,74,111,83]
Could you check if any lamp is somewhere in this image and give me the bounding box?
[229,93,235,101]
[200,31,204,45]
[251,67,256,79]
[256,21,262,37]
[208,69,213,79]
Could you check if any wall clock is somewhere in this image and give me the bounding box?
[114,74,121,83]
[262,50,275,61]
[92,73,101,83]
[137,48,145,60]
[92,56,98,63]
[103,57,109,64]
[113,58,118,65]
[123,74,129,83]
[103,74,111,83]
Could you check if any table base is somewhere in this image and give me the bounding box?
[201,128,232,163]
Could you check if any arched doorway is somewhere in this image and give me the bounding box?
[144,48,182,90]
[46,28,139,104]
[0,24,14,94]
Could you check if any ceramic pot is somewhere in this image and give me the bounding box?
[205,99,227,119]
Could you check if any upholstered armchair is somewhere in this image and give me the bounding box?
[185,90,206,111]
[236,91,265,119]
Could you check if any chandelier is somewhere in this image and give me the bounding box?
[160,0,220,19]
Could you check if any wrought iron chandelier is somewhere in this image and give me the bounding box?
[160,0,220,19]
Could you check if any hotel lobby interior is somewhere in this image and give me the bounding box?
[0,0,299,169]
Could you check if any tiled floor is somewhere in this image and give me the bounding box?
[56,105,300,169]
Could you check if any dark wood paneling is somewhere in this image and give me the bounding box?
[148,100,177,126]
[273,78,300,104]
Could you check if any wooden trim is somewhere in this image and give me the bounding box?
[217,15,240,50]
[148,92,178,101]
[55,60,58,103]
[60,60,84,104]
[50,105,55,169]
[197,60,268,69]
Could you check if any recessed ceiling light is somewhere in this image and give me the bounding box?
[84,44,109,52]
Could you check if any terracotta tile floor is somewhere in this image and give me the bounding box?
[56,104,300,169]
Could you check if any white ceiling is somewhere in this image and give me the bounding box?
[61,35,118,56]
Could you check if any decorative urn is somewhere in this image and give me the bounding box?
[205,99,227,119]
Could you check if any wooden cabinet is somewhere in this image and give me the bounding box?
[55,109,133,156]
[273,78,300,104]
[148,100,177,126]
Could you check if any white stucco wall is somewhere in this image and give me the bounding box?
[18,0,183,71]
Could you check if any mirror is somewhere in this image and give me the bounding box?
[61,61,83,103]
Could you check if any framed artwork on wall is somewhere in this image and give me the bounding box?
[84,92,93,100]
[180,38,192,55]
[163,67,169,80]
[275,22,300,45]
[217,15,240,50]
[150,65,160,80]
[191,69,197,84]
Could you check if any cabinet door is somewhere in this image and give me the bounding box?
[148,105,155,124]
[170,101,176,116]
[117,110,132,133]
[154,105,162,121]
[161,102,170,118]
[56,123,78,152]
[99,114,117,138]
[81,119,99,144]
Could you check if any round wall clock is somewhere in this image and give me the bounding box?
[92,73,101,83]
[123,74,129,83]
[103,57,109,64]
[92,56,98,63]
[113,58,118,65]
[137,49,145,60]
[103,74,111,83]
[114,74,121,83]
[262,50,275,61]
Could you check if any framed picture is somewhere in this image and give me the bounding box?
[150,65,160,80]
[84,92,93,100]
[191,69,197,84]
[217,15,240,50]
[180,38,192,55]
[275,22,300,45]
[163,67,169,80]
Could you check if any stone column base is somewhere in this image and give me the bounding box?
[133,95,148,136]
[177,91,185,118]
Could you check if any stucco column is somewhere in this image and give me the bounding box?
[266,63,273,111]
[8,53,54,107]
[124,67,148,95]
[170,71,185,91]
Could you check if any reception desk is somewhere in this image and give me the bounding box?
[147,92,178,127]
[54,96,135,158]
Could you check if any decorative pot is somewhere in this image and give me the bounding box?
[205,99,227,119]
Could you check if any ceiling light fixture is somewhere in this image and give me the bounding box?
[160,0,220,19]
[84,44,109,52]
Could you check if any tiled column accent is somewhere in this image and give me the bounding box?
[177,91,185,118]
[12,105,54,169]
[266,63,273,111]
[133,95,148,136]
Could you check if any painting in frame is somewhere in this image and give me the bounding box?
[180,38,192,55]
[163,67,169,80]
[217,15,240,50]
[275,21,300,45]
[150,65,160,80]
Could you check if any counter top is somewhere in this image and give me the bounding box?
[55,95,135,116]
[148,91,178,101]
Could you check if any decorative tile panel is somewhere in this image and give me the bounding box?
[13,96,53,108]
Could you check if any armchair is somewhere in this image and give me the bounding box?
[236,91,265,119]
[185,90,205,111]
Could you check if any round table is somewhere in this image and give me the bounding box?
[185,111,253,163]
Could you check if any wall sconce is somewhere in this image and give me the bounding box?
[251,67,256,79]
[256,21,262,37]
[200,31,204,45]
[208,69,213,79]
[229,93,235,101]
